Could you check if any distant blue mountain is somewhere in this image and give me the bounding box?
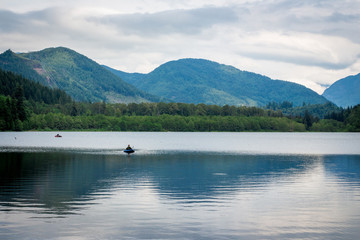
[104,58,329,107]
[322,73,360,107]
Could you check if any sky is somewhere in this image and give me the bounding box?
[0,0,359,94]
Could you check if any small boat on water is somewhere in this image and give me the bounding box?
[124,145,135,154]
[124,149,135,154]
[55,134,62,138]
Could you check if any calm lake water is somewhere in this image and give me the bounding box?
[1,132,360,239]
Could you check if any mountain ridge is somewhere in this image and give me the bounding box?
[0,49,51,86]
[0,47,343,107]
[322,73,360,107]
[0,47,160,103]
[105,58,329,107]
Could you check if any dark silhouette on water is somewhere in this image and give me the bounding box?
[124,144,134,155]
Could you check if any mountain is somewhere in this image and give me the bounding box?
[322,73,360,108]
[0,49,50,86]
[0,69,72,104]
[105,58,329,107]
[0,47,159,103]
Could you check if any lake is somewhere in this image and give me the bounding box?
[1,132,360,239]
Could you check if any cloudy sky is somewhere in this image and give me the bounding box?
[1,0,359,94]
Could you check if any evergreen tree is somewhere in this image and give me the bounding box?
[303,110,313,130]
[70,102,78,116]
[14,85,27,121]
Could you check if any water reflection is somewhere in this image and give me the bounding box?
[1,151,360,239]
[1,152,317,213]
[1,152,123,215]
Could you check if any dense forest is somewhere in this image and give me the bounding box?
[1,69,359,132]
[0,70,72,104]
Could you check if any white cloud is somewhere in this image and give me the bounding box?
[234,31,360,69]
[90,6,238,36]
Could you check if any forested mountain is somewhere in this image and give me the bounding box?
[0,69,72,104]
[322,73,360,107]
[0,47,160,103]
[4,46,354,108]
[105,58,329,107]
[0,50,50,86]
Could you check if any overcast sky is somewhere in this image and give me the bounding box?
[1,0,359,94]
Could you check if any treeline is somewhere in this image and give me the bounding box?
[3,96,359,132]
[35,101,284,118]
[265,100,360,131]
[1,95,309,131]
[0,69,359,132]
[265,101,341,119]
[24,113,306,132]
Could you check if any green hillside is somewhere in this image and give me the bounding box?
[0,49,50,86]
[0,69,72,104]
[106,58,329,107]
[0,47,160,103]
[322,73,360,107]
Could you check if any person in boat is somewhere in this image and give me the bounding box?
[55,134,62,137]
[124,144,134,155]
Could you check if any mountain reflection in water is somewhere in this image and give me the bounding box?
[1,151,360,239]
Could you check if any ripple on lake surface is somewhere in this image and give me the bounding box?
[1,132,360,155]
